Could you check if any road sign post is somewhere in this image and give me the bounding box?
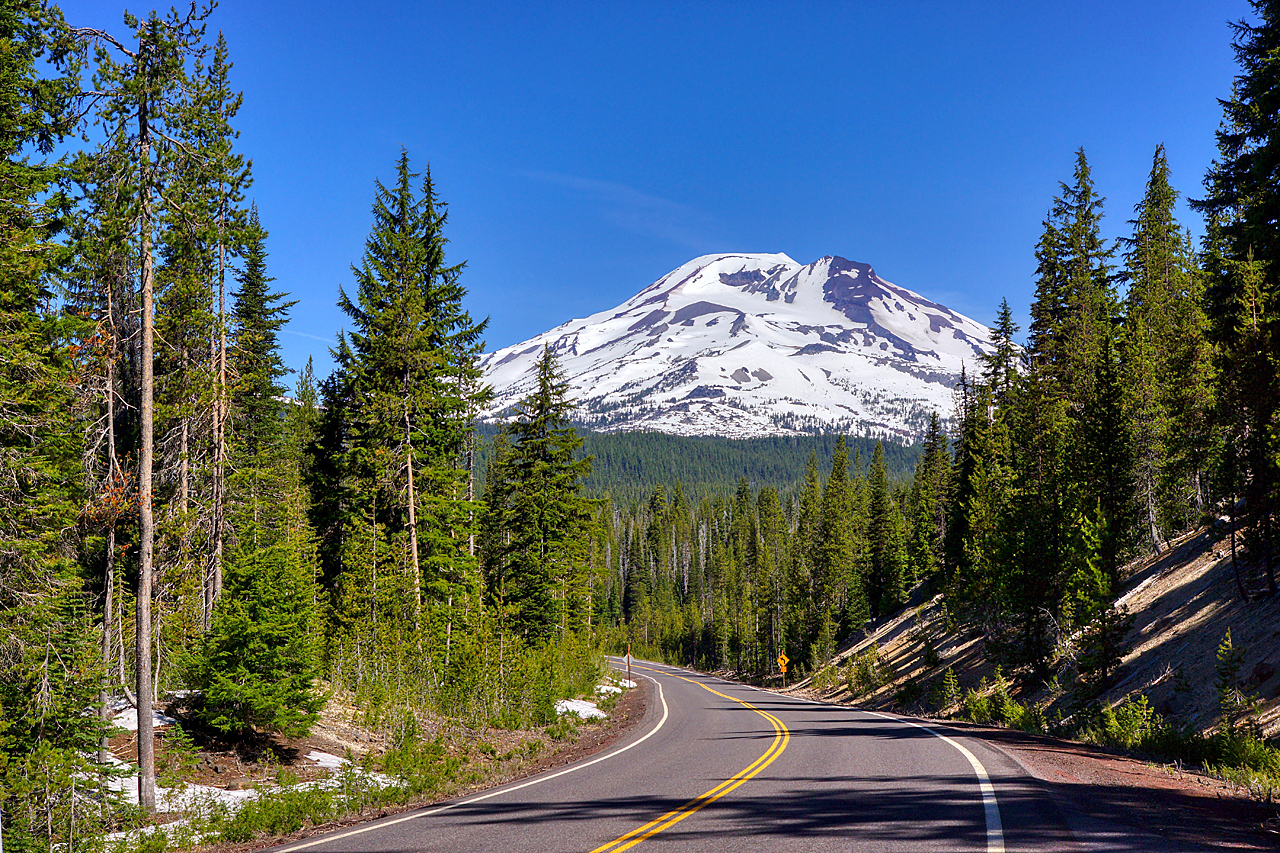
[626,643,632,686]
[776,652,790,688]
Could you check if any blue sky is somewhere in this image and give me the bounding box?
[59,1,1246,383]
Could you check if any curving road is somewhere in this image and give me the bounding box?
[269,660,1202,853]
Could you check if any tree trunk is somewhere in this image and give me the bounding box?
[1144,474,1163,555]
[404,389,421,621]
[100,297,120,764]
[98,525,115,765]
[1231,492,1247,602]
[466,429,475,557]
[135,90,157,815]
[214,229,227,603]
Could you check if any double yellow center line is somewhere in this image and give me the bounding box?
[590,667,790,853]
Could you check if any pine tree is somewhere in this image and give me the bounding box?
[181,32,252,625]
[489,347,595,640]
[1077,330,1136,593]
[1193,1,1280,593]
[192,545,322,737]
[815,438,863,660]
[756,486,786,672]
[867,442,905,617]
[331,150,488,637]
[1027,149,1117,398]
[229,207,292,457]
[1001,373,1079,675]
[1120,145,1208,551]
[908,412,949,584]
[0,0,102,786]
[945,372,1006,614]
[478,427,513,614]
[981,299,1020,405]
[787,453,822,658]
[76,7,215,809]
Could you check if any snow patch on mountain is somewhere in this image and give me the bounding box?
[479,253,995,440]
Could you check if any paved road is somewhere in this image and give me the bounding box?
[270,660,1201,853]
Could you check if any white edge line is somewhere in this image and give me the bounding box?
[863,710,1005,853]
[637,662,1002,853]
[275,673,669,853]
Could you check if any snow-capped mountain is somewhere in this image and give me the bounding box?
[479,253,996,440]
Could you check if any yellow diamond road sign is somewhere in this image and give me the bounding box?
[777,652,790,671]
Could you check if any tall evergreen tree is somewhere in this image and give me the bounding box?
[72,4,215,811]
[1193,1,1280,593]
[814,438,863,661]
[229,207,291,457]
[1120,145,1210,551]
[945,371,1006,614]
[867,441,905,617]
[908,412,949,584]
[331,150,487,632]
[1077,330,1136,593]
[982,299,1021,405]
[1027,148,1117,397]
[0,4,105,828]
[787,453,822,659]
[487,347,595,640]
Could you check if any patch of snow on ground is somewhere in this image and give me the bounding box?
[555,698,606,720]
[111,705,177,731]
[306,750,347,769]
[614,679,637,688]
[101,755,257,810]
[595,684,622,695]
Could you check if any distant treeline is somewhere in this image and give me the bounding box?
[474,425,923,503]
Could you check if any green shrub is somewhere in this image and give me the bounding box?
[1211,722,1280,775]
[217,785,339,842]
[813,664,840,690]
[895,679,922,707]
[379,723,460,798]
[191,546,324,738]
[135,828,168,853]
[546,713,581,742]
[846,644,890,696]
[922,639,940,669]
[940,667,961,709]
[988,668,1013,724]
[157,724,200,788]
[961,680,991,723]
[596,686,622,714]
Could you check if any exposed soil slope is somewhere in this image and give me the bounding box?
[772,527,1280,849]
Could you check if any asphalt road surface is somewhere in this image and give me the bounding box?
[269,660,1210,853]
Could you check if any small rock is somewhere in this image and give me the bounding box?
[225,779,246,791]
[1248,661,1275,688]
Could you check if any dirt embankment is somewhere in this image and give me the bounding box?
[786,527,1280,737]
[773,527,1280,849]
[118,677,650,850]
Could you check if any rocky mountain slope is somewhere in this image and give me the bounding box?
[479,253,997,440]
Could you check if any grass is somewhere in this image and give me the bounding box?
[946,677,1280,803]
[101,675,633,853]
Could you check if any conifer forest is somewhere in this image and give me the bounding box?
[3,1,1280,851]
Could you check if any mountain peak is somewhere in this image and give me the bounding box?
[480,254,995,440]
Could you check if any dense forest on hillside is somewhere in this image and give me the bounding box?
[474,425,922,503]
[4,1,1280,850]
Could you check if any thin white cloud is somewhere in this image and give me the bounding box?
[281,329,337,344]
[518,169,720,250]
